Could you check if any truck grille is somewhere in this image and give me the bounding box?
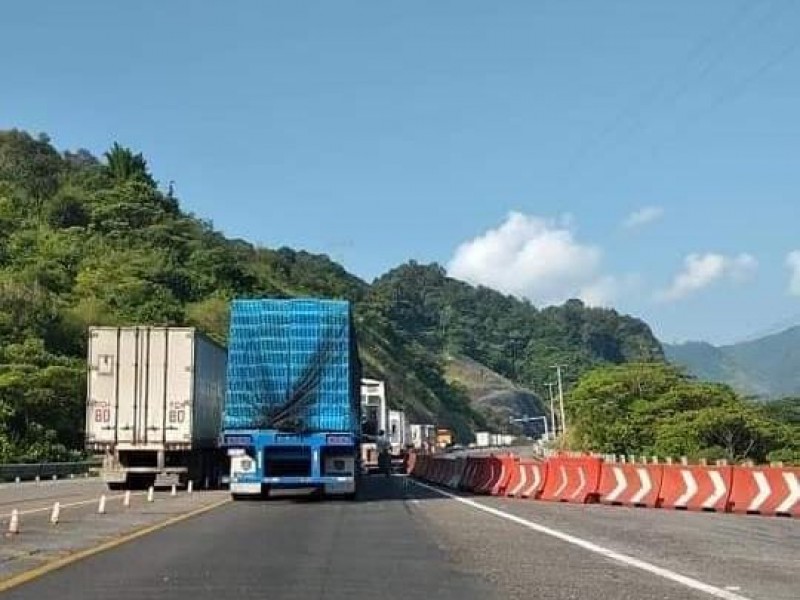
[263,446,312,477]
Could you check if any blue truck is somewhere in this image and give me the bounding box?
[221,298,362,500]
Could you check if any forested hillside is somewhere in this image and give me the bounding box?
[665,326,800,399]
[0,129,666,459]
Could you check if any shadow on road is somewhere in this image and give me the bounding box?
[233,475,452,504]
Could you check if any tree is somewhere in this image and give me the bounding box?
[103,142,155,186]
[565,362,797,462]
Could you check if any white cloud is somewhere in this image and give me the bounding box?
[580,274,641,308]
[656,252,758,302]
[623,206,664,229]
[447,212,623,306]
[787,250,800,296]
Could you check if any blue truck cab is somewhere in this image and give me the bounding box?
[221,299,362,500]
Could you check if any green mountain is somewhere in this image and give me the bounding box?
[0,129,665,459]
[664,326,800,399]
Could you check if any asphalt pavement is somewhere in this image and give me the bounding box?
[1,476,797,600]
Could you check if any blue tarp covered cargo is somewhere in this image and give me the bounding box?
[223,298,361,433]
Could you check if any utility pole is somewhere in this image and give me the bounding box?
[551,365,567,436]
[545,382,557,438]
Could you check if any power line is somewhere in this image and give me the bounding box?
[556,0,793,190]
[558,0,761,182]
[630,13,800,171]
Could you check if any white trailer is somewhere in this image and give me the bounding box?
[475,431,491,447]
[360,378,387,471]
[387,409,410,456]
[85,326,227,490]
[409,424,436,451]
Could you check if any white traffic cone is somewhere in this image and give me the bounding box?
[170,484,177,497]
[123,490,131,507]
[147,486,154,503]
[50,502,60,525]
[8,509,19,534]
[187,480,193,494]
[98,494,106,514]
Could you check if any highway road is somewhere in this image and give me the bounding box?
[2,476,798,600]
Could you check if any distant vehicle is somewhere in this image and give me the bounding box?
[410,423,436,452]
[85,326,228,490]
[222,298,362,500]
[387,410,409,454]
[436,428,454,449]
[360,378,387,473]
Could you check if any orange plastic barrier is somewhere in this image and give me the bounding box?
[728,466,800,517]
[432,458,450,485]
[414,454,431,479]
[539,457,602,503]
[472,457,498,495]
[506,460,548,499]
[460,457,483,491]
[597,463,664,508]
[489,455,519,496]
[660,465,733,512]
[447,457,467,489]
[405,452,417,475]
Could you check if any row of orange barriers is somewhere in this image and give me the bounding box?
[409,453,799,517]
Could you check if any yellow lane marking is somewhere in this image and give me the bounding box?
[0,496,231,593]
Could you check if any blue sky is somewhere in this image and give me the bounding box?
[2,1,799,344]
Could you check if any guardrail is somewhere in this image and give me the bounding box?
[0,460,102,483]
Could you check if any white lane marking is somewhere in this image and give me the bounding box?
[703,471,727,509]
[605,467,627,501]
[1,491,148,518]
[676,470,698,506]
[412,480,753,600]
[748,472,771,512]
[630,468,652,505]
[776,473,799,514]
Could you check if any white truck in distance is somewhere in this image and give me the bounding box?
[410,423,436,451]
[360,378,387,472]
[360,379,412,472]
[85,326,228,490]
[387,409,410,457]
